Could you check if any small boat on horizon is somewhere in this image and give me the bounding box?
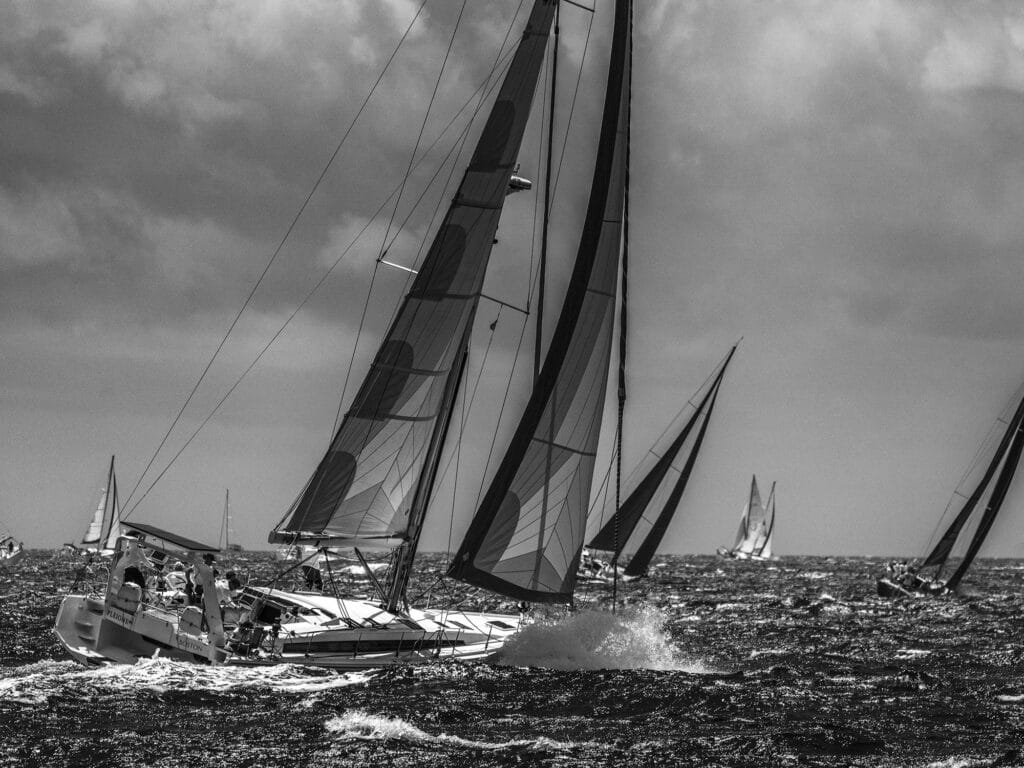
[717,475,776,561]
[63,455,123,556]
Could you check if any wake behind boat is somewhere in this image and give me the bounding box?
[56,0,639,669]
[717,475,776,561]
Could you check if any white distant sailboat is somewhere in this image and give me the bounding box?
[718,475,776,561]
[67,455,122,555]
[0,534,25,567]
[56,0,638,668]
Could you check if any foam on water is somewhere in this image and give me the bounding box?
[0,657,375,705]
[325,710,579,752]
[495,606,708,671]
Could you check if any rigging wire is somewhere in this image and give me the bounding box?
[124,41,526,516]
[120,0,429,516]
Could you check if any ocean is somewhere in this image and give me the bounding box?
[1,551,1022,767]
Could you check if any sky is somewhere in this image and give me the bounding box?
[4,0,1024,559]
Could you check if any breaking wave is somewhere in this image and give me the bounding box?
[325,710,578,751]
[494,606,708,671]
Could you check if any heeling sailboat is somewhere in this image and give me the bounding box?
[56,0,635,668]
[717,475,776,561]
[67,455,122,555]
[580,344,738,581]
[878,382,1024,598]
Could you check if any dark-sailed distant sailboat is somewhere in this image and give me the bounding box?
[878,382,1024,598]
[581,344,737,580]
[57,0,638,668]
[717,475,775,561]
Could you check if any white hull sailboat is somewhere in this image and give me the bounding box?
[64,455,122,556]
[56,0,638,669]
[717,475,776,561]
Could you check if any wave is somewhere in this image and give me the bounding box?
[325,710,579,751]
[493,606,710,671]
[0,657,375,705]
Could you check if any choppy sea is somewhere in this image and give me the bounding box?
[1,552,1022,767]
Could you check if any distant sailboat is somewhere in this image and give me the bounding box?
[56,0,638,668]
[219,490,243,552]
[69,455,122,555]
[582,344,737,579]
[878,382,1024,598]
[717,475,775,561]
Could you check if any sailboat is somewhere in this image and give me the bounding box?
[581,344,737,581]
[877,382,1024,598]
[717,475,775,561]
[55,0,636,668]
[219,490,243,553]
[65,455,122,555]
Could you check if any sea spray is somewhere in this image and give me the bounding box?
[494,606,708,671]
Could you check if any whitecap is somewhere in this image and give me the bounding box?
[325,710,579,751]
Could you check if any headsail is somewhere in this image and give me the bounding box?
[449,0,633,603]
[269,1,558,552]
[587,345,737,571]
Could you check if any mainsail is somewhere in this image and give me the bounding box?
[269,2,558,557]
[587,345,736,575]
[918,388,1024,590]
[449,0,633,603]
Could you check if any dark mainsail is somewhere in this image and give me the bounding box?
[587,346,736,569]
[449,0,633,603]
[907,384,1024,593]
[269,2,557,557]
[921,394,1024,572]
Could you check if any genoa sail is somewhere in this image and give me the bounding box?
[587,345,736,575]
[269,1,558,551]
[448,0,633,603]
[917,387,1024,591]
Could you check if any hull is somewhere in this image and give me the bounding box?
[55,586,522,670]
[717,547,772,561]
[876,576,949,599]
[0,549,25,567]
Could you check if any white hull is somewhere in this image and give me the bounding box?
[716,546,773,561]
[0,548,25,567]
[54,586,522,670]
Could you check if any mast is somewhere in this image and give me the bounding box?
[385,336,470,612]
[536,1,559,381]
[945,410,1024,591]
[449,0,633,603]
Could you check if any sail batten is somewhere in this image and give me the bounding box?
[449,0,632,603]
[270,0,559,548]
